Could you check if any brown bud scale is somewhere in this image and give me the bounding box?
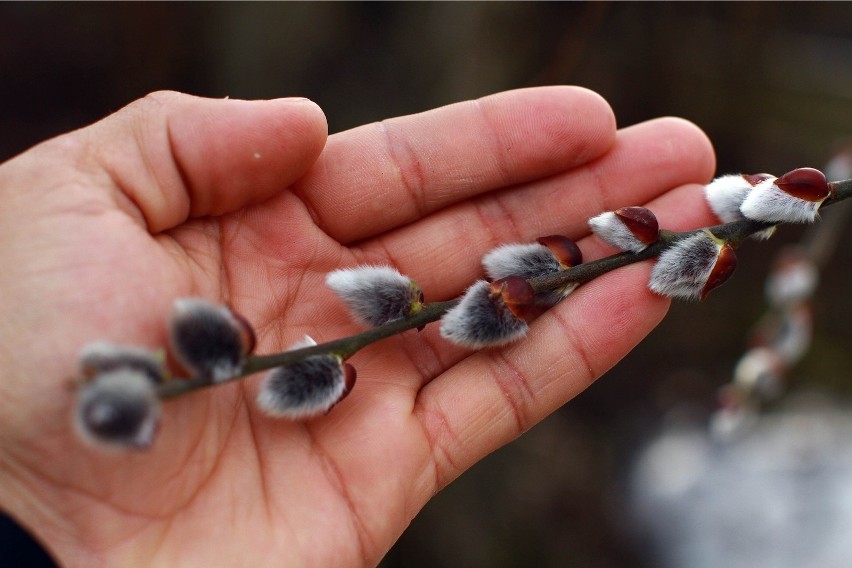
[230,308,257,356]
[774,167,829,202]
[536,235,582,267]
[700,243,737,300]
[341,364,357,400]
[742,173,775,187]
[491,276,537,321]
[614,207,660,244]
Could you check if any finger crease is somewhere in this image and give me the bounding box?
[413,399,465,491]
[472,98,513,186]
[548,308,598,389]
[491,191,524,243]
[398,331,446,392]
[584,157,616,214]
[244,398,275,524]
[378,120,428,219]
[306,426,374,564]
[164,116,195,221]
[490,350,536,435]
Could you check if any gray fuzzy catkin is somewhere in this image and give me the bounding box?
[705,174,753,223]
[257,356,346,419]
[740,178,822,224]
[326,265,420,327]
[169,298,248,382]
[75,369,161,450]
[440,280,528,348]
[256,336,347,419]
[649,232,721,301]
[482,243,562,280]
[588,211,648,253]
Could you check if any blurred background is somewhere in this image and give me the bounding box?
[2,3,852,567]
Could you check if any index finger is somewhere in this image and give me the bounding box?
[292,86,616,243]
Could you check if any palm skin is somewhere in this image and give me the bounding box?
[0,88,715,567]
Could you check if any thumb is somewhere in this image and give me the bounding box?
[84,91,328,232]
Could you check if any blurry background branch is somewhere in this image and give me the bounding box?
[711,151,852,438]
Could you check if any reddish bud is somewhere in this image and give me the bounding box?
[614,207,660,245]
[536,235,582,267]
[343,364,357,394]
[230,309,257,356]
[169,299,256,383]
[256,337,352,419]
[327,364,358,414]
[774,167,829,202]
[742,173,775,187]
[440,280,530,348]
[491,275,538,320]
[700,243,737,300]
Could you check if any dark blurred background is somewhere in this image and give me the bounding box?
[2,3,852,567]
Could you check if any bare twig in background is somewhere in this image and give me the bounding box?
[712,150,852,439]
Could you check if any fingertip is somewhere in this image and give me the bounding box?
[479,85,617,172]
[90,91,329,232]
[559,85,619,132]
[547,85,618,166]
[167,94,329,219]
[264,96,329,142]
[647,116,717,183]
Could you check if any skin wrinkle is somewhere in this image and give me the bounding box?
[372,336,434,394]
[486,189,525,244]
[412,418,444,504]
[348,119,712,297]
[470,198,511,259]
[216,220,233,303]
[304,425,374,566]
[155,411,222,510]
[377,120,429,220]
[162,225,222,295]
[546,307,599,390]
[490,349,537,435]
[583,155,616,219]
[127,103,186,234]
[412,400,465,492]
[563,119,713,229]
[7,455,161,556]
[573,137,657,224]
[73,391,241,560]
[155,95,199,223]
[371,237,409,287]
[397,330,449,393]
[0,453,72,553]
[94,156,153,232]
[290,88,609,247]
[216,210,322,334]
[290,179,330,237]
[150,395,250,560]
[243,402,275,526]
[471,98,513,188]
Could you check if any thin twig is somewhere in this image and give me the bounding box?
[157,178,852,402]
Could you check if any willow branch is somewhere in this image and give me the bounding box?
[157,177,852,401]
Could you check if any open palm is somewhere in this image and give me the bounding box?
[0,88,715,566]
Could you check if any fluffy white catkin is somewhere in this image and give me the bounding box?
[440,280,529,348]
[326,265,421,327]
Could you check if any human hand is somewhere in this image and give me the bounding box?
[0,87,714,566]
